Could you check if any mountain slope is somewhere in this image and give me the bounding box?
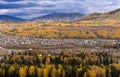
[30,13,85,22]
[0,15,25,22]
[80,8,120,21]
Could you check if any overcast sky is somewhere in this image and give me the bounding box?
[0,0,119,19]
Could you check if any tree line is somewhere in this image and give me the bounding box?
[0,51,119,77]
[1,27,120,39]
[1,19,120,27]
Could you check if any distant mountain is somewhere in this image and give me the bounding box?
[0,15,25,22]
[80,8,120,21]
[30,13,85,22]
[2,8,120,23]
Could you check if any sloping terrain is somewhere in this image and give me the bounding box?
[30,13,85,22]
[0,15,25,22]
[80,8,120,21]
[72,8,120,27]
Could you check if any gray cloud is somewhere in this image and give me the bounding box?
[0,0,119,19]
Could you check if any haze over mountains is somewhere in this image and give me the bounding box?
[0,15,25,22]
[30,13,85,22]
[0,13,85,22]
[0,8,120,22]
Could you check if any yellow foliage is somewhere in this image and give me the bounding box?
[19,67,26,77]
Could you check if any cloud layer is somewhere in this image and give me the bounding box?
[0,0,119,19]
